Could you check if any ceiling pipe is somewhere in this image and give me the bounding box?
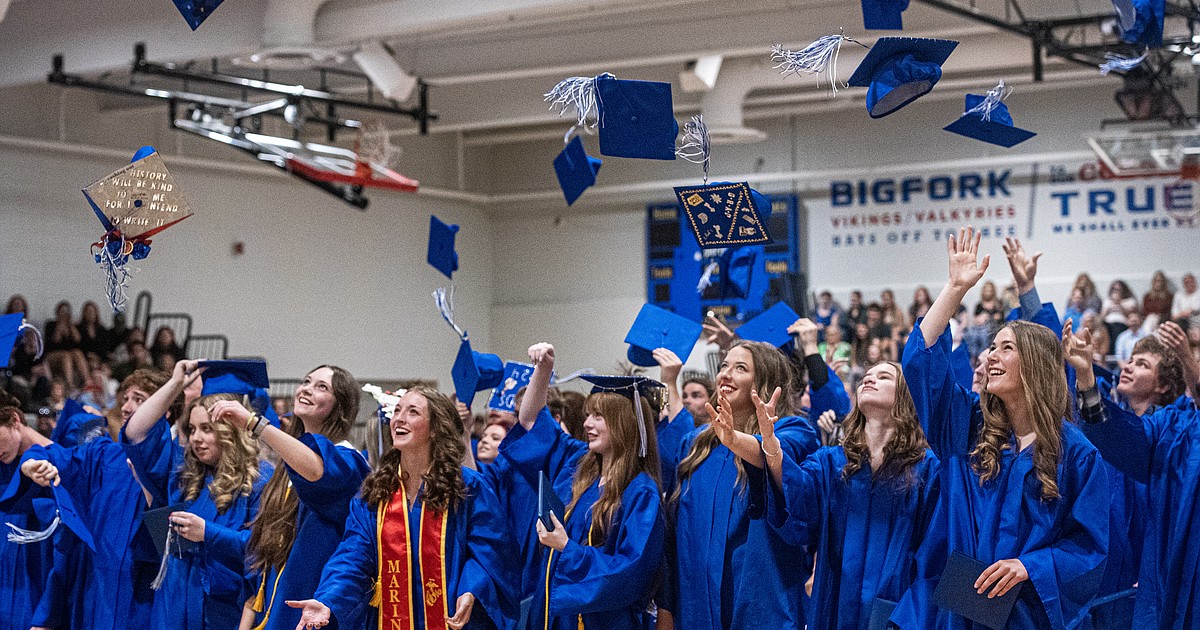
[235,0,343,69]
[698,54,779,144]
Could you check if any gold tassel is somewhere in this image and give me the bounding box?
[251,574,266,613]
[369,579,382,608]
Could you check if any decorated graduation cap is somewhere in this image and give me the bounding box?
[0,312,42,369]
[554,135,603,206]
[737,301,801,348]
[488,361,536,413]
[172,0,225,30]
[943,81,1036,148]
[198,359,280,427]
[862,0,909,30]
[427,215,460,279]
[84,146,193,313]
[675,181,772,248]
[624,304,704,368]
[544,73,679,161]
[50,399,107,448]
[847,37,958,118]
[1,472,96,553]
[579,374,665,457]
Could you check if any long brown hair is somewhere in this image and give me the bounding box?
[248,365,359,572]
[568,391,661,546]
[177,393,261,513]
[672,341,795,503]
[971,321,1068,501]
[361,387,467,512]
[840,362,927,487]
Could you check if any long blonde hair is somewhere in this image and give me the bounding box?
[672,341,795,503]
[971,321,1068,501]
[177,393,261,513]
[568,392,661,546]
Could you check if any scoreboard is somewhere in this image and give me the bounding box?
[645,192,800,323]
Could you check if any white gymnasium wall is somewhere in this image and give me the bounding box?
[0,141,493,391]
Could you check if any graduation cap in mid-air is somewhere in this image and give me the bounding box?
[427,215,460,279]
[172,0,226,30]
[623,304,704,368]
[545,73,679,162]
[0,312,41,369]
[736,302,802,349]
[675,181,773,248]
[554,135,603,206]
[847,37,959,118]
[451,339,505,408]
[198,359,279,427]
[1121,0,1165,48]
[943,81,1036,148]
[862,0,910,30]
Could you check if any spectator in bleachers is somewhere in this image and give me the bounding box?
[110,325,144,365]
[974,280,1005,334]
[813,291,842,341]
[907,286,932,329]
[1114,308,1148,364]
[77,301,110,362]
[47,379,68,413]
[1143,270,1174,326]
[1062,287,1094,328]
[44,301,89,390]
[1173,272,1200,328]
[112,340,152,383]
[841,290,868,340]
[818,324,853,372]
[149,325,186,369]
[1101,280,1139,346]
[879,289,904,330]
[1073,272,1103,313]
[5,329,50,410]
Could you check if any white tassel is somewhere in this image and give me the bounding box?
[965,80,1012,122]
[697,260,721,293]
[150,527,175,590]
[550,368,596,385]
[1099,51,1148,75]
[96,234,133,314]
[6,514,61,544]
[19,320,43,360]
[633,386,648,458]
[432,286,467,341]
[544,73,612,134]
[771,32,866,92]
[676,115,711,183]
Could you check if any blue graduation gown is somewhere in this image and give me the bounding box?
[21,437,156,630]
[248,434,371,630]
[656,407,695,494]
[0,459,61,630]
[1078,396,1200,629]
[664,416,821,630]
[314,467,521,630]
[897,325,1110,630]
[810,363,853,420]
[762,446,940,630]
[121,419,272,630]
[500,409,665,630]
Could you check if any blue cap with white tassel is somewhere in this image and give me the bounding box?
[847,37,959,118]
[427,215,460,279]
[554,135,603,206]
[545,73,679,161]
[943,81,1036,148]
[862,0,910,30]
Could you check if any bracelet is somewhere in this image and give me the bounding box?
[761,440,782,459]
[248,413,267,438]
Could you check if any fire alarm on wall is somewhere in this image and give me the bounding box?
[233,241,245,256]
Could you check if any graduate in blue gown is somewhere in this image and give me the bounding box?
[120,359,272,630]
[213,365,372,630]
[0,392,60,630]
[896,228,1110,630]
[17,368,173,630]
[500,342,665,630]
[290,386,520,630]
[712,359,940,630]
[1068,318,1200,630]
[651,347,694,493]
[661,322,827,630]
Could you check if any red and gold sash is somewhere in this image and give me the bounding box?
[376,478,449,630]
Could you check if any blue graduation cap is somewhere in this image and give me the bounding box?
[737,302,801,348]
[943,88,1036,148]
[579,374,664,457]
[624,304,704,368]
[847,37,958,118]
[451,339,505,408]
[198,360,279,426]
[427,215,460,280]
[554,136,603,206]
[596,75,680,161]
[172,0,225,30]
[487,361,536,413]
[1112,0,1137,32]
[862,0,909,30]
[1,474,96,553]
[1122,0,1164,48]
[0,312,41,369]
[719,246,762,299]
[51,399,108,448]
[675,181,772,248]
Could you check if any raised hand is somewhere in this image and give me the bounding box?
[447,593,476,629]
[787,319,820,355]
[20,459,59,487]
[1158,321,1200,397]
[284,600,330,630]
[702,316,736,351]
[751,387,782,440]
[946,227,990,291]
[652,348,683,386]
[1062,319,1095,390]
[1001,237,1041,295]
[209,400,253,431]
[528,342,555,367]
[817,409,840,445]
[706,394,736,446]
